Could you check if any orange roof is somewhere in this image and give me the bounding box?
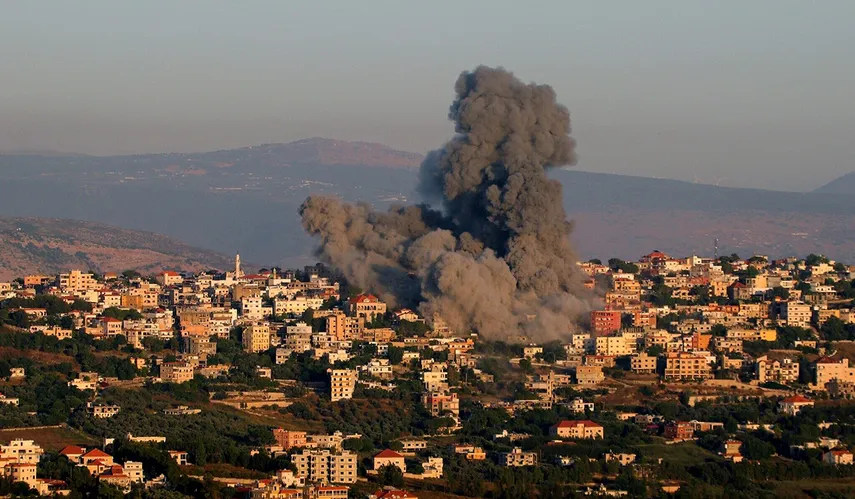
[374,449,404,459]
[82,449,111,458]
[100,317,121,323]
[350,294,379,304]
[59,445,85,456]
[781,395,812,404]
[553,420,602,428]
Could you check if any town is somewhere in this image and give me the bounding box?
[2,251,855,498]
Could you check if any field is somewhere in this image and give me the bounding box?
[0,424,99,451]
[635,440,720,466]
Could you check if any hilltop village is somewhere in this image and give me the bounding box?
[3,251,855,498]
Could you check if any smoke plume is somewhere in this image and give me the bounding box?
[300,66,594,340]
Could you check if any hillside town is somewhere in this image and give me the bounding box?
[3,251,855,498]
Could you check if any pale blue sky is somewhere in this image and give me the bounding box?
[1,1,854,190]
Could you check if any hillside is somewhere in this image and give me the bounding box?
[0,217,235,280]
[814,172,855,194]
[3,138,855,265]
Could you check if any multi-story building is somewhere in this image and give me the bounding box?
[326,312,364,341]
[0,439,43,464]
[240,296,265,321]
[329,369,357,402]
[184,336,217,357]
[422,391,460,420]
[595,335,633,356]
[291,449,357,484]
[549,420,604,439]
[58,270,98,291]
[348,294,387,322]
[664,421,694,441]
[816,357,855,388]
[285,323,313,353]
[272,429,307,450]
[590,311,621,335]
[779,301,812,328]
[500,447,537,467]
[575,365,604,385]
[755,356,799,384]
[631,353,657,374]
[160,361,194,384]
[664,352,712,380]
[372,449,405,473]
[274,296,325,317]
[243,324,271,353]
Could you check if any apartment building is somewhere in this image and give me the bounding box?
[422,391,460,420]
[816,357,855,388]
[326,312,365,341]
[274,296,324,317]
[243,324,272,353]
[590,311,621,335]
[0,440,43,464]
[664,352,712,380]
[285,322,314,352]
[273,429,307,450]
[779,301,812,328]
[291,449,357,484]
[595,335,633,356]
[755,356,799,384]
[500,447,537,467]
[329,369,357,402]
[549,420,604,439]
[184,336,217,357]
[575,365,604,385]
[631,353,657,374]
[58,270,98,291]
[160,361,194,384]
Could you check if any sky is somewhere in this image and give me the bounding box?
[1,1,854,191]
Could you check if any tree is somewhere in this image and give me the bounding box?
[770,286,790,300]
[377,464,404,487]
[387,346,404,365]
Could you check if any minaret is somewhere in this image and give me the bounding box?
[235,253,241,277]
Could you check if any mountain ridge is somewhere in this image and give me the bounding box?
[814,171,855,194]
[0,217,236,280]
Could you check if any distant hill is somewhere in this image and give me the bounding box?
[3,138,855,265]
[814,172,855,194]
[0,217,235,280]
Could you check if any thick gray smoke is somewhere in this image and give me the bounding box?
[300,66,595,340]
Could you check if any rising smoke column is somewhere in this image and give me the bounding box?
[300,66,594,339]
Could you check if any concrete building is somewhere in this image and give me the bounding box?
[664,352,712,380]
[422,391,460,420]
[755,356,799,384]
[273,429,307,450]
[575,365,604,385]
[0,439,43,464]
[590,310,621,335]
[549,420,604,439]
[243,324,272,353]
[329,369,357,402]
[779,301,812,328]
[500,447,537,467]
[160,361,194,384]
[348,294,387,322]
[291,449,357,484]
[372,449,405,473]
[816,357,855,388]
[631,353,657,374]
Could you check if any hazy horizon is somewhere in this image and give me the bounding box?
[2,1,854,191]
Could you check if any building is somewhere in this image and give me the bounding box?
[373,449,405,473]
[591,311,621,335]
[243,324,272,353]
[86,403,121,418]
[291,449,358,484]
[0,439,43,464]
[664,352,712,380]
[631,353,657,374]
[549,420,604,439]
[422,391,460,420]
[326,312,365,341]
[575,365,604,385]
[273,429,307,450]
[185,336,217,357]
[755,356,799,384]
[308,486,350,499]
[500,447,537,467]
[329,369,357,402]
[169,451,189,466]
[816,357,855,388]
[160,361,195,384]
[823,450,854,465]
[567,398,595,413]
[58,270,98,291]
[779,395,814,415]
[348,294,387,322]
[779,301,812,328]
[595,335,633,356]
[155,271,184,286]
[664,421,694,441]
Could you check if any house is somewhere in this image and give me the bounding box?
[169,451,189,466]
[453,445,486,460]
[575,365,604,385]
[720,440,744,462]
[160,361,194,384]
[500,447,537,467]
[664,421,694,441]
[273,429,307,450]
[549,420,604,439]
[58,445,86,464]
[87,403,120,418]
[373,449,405,473]
[604,453,636,466]
[823,449,854,465]
[308,486,350,499]
[779,395,814,415]
[348,294,387,322]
